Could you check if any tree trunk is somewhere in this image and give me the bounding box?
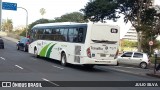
[137,32,141,52]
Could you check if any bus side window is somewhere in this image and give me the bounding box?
[78,28,84,43]
[68,28,74,42]
[59,28,66,41]
[68,28,78,42]
[55,29,60,41]
[44,29,52,40]
[73,28,78,42]
[36,29,45,39]
[34,29,39,40]
[63,29,68,41]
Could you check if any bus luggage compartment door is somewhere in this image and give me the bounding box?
[74,46,81,63]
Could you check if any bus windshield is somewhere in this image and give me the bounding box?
[91,25,119,43]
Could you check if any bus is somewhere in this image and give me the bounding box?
[28,22,120,68]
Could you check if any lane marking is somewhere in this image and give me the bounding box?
[42,78,60,87]
[15,65,23,69]
[0,57,5,60]
[52,65,64,70]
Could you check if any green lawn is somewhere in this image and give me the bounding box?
[150,57,160,64]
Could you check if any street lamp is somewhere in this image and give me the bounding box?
[17,7,28,37]
[0,0,2,31]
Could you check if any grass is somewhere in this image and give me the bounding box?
[149,56,160,64]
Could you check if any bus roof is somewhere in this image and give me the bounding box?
[32,22,119,29]
[33,22,86,28]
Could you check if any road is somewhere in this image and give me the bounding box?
[0,37,160,90]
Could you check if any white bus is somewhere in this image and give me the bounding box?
[28,22,120,68]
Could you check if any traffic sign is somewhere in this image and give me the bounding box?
[2,2,17,11]
[149,41,153,46]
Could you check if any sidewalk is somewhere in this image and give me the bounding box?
[103,65,160,78]
[147,62,160,78]
[1,36,19,43]
[146,69,160,78]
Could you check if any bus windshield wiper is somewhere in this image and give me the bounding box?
[91,39,117,44]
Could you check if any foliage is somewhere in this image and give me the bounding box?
[20,30,26,37]
[27,12,86,34]
[26,19,50,35]
[40,8,46,18]
[2,19,13,32]
[52,12,87,23]
[82,0,159,51]
[81,0,119,22]
[121,40,137,47]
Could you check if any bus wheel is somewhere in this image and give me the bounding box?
[83,65,94,69]
[61,53,67,66]
[34,48,39,58]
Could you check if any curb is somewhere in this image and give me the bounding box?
[108,68,147,77]
[97,67,149,77]
[110,67,160,78]
[98,65,160,79]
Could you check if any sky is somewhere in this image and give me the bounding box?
[2,0,89,27]
[1,0,160,39]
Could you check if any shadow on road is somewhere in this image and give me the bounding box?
[31,56,108,73]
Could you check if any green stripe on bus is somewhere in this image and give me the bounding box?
[46,43,56,58]
[39,43,51,57]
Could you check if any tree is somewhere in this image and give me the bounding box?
[2,19,13,32]
[154,5,160,34]
[81,0,119,22]
[82,0,157,52]
[23,19,50,35]
[40,8,46,18]
[52,12,87,23]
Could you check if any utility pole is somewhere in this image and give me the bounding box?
[17,7,28,37]
[0,0,2,31]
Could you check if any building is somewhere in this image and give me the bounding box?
[121,26,137,41]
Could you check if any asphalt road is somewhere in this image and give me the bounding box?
[0,37,160,90]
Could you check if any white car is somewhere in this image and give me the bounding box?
[117,52,150,69]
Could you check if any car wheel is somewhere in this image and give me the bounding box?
[23,47,27,52]
[17,46,19,50]
[140,62,147,69]
[34,48,39,58]
[2,45,4,49]
[61,53,67,66]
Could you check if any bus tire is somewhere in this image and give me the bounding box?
[34,48,39,58]
[61,53,67,66]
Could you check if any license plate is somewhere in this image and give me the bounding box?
[100,54,106,57]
